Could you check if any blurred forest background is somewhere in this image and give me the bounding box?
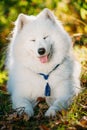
[0,0,87,130]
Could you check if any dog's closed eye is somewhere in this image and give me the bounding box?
[31,39,36,42]
[43,36,48,40]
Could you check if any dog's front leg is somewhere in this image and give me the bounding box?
[12,95,34,117]
[45,98,70,117]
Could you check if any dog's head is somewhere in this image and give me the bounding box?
[10,9,72,73]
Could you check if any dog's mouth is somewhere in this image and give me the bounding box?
[38,46,53,63]
[39,53,50,63]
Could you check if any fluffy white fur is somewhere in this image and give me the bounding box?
[7,8,81,117]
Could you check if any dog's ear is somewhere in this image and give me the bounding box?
[38,8,56,23]
[15,13,28,31]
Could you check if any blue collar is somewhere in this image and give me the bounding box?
[39,64,60,96]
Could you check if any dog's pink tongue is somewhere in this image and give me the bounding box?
[39,56,48,63]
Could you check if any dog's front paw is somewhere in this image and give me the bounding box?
[45,107,56,117]
[15,106,34,117]
[25,107,34,117]
[12,99,34,117]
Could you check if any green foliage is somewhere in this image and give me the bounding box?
[55,0,87,34]
[0,0,87,46]
[71,0,87,19]
[0,71,8,86]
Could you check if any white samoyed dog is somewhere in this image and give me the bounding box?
[7,8,81,117]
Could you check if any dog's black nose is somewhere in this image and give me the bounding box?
[38,48,46,55]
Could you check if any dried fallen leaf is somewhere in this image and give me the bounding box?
[64,120,69,125]
[67,126,77,130]
[80,103,87,110]
[23,113,30,121]
[35,110,43,119]
[37,97,45,102]
[78,116,87,127]
[55,119,62,125]
[61,109,68,117]
[7,112,17,120]
[39,125,50,130]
